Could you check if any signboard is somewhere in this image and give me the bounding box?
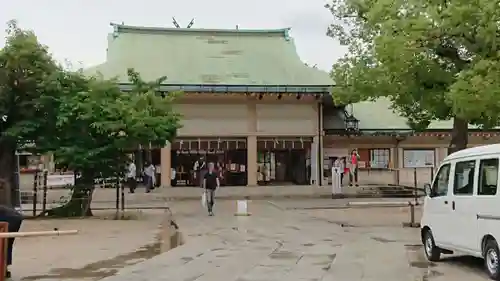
[403,149,435,168]
[47,174,75,187]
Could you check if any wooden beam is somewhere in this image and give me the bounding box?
[0,229,78,238]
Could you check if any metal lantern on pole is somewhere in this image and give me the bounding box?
[344,103,359,134]
[345,115,359,133]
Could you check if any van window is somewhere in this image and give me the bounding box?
[432,164,450,197]
[478,158,498,196]
[453,160,476,195]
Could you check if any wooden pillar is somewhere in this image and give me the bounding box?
[247,136,258,186]
[311,136,319,185]
[247,102,258,186]
[391,147,399,185]
[161,143,171,188]
[318,102,325,186]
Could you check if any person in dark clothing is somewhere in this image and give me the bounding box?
[194,157,206,188]
[203,162,220,216]
[0,205,23,278]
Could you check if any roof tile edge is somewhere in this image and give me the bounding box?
[109,22,291,37]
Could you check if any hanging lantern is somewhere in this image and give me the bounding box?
[345,115,359,133]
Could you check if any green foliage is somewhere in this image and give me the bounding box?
[43,68,182,217]
[0,20,182,211]
[0,20,62,206]
[43,69,182,180]
[0,20,60,148]
[326,0,500,130]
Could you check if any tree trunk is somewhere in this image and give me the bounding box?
[0,140,16,207]
[448,116,468,155]
[43,171,95,217]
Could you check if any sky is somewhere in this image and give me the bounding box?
[0,0,347,71]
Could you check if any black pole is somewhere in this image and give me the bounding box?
[12,153,21,211]
[413,168,418,205]
[42,170,48,214]
[410,202,415,225]
[430,167,434,184]
[115,178,120,213]
[120,181,125,215]
[32,171,38,217]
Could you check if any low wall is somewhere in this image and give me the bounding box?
[356,167,434,187]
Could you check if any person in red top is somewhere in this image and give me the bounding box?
[349,149,360,186]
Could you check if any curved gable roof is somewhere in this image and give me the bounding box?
[85,24,332,88]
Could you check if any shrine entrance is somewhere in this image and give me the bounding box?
[170,138,247,187]
[257,138,312,185]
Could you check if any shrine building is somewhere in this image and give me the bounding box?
[85,23,333,187]
[17,24,500,190]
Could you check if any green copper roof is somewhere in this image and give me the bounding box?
[353,98,494,131]
[84,23,332,90]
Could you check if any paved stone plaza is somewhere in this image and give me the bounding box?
[10,200,489,281]
[101,200,487,281]
[21,185,422,215]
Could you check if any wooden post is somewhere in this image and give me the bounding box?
[159,211,172,253]
[402,202,421,228]
[32,172,39,217]
[0,230,78,238]
[413,168,418,205]
[42,170,48,214]
[0,222,7,281]
[159,210,183,253]
[120,182,125,216]
[115,178,120,219]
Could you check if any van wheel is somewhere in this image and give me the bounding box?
[423,229,441,261]
[484,239,500,280]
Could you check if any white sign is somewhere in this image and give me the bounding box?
[47,174,75,187]
[403,150,435,168]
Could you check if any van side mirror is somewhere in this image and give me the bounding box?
[424,184,432,197]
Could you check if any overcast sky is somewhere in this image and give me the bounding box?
[1,0,346,71]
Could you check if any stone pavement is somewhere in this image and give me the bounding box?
[10,210,165,281]
[97,200,488,281]
[22,185,422,215]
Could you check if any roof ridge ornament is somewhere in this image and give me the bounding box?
[172,17,195,28]
[110,22,125,38]
[284,28,291,41]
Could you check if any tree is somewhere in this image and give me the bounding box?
[1,21,182,214]
[0,20,61,206]
[40,69,181,217]
[326,0,500,153]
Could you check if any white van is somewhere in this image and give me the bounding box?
[421,144,500,279]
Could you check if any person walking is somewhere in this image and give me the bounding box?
[193,156,206,188]
[126,159,137,193]
[334,157,345,185]
[0,205,23,278]
[343,157,349,185]
[0,179,23,279]
[143,161,155,193]
[203,162,220,216]
[349,150,360,187]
